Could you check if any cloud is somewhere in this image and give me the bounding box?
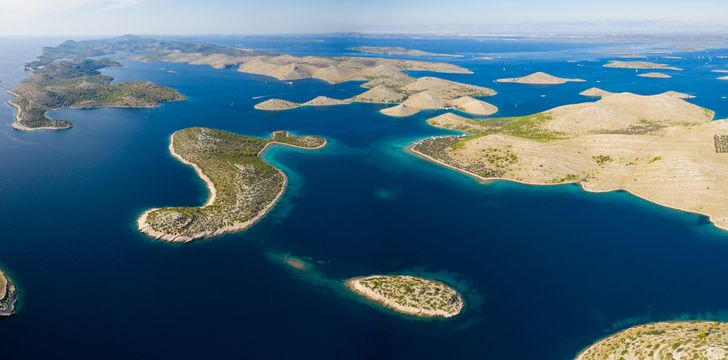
[101,0,147,11]
[0,0,147,19]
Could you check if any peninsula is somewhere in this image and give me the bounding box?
[256,76,498,118]
[410,91,728,231]
[0,269,17,316]
[346,275,464,318]
[496,72,585,85]
[10,53,184,130]
[576,321,728,360]
[137,128,326,242]
[349,46,463,58]
[604,60,682,71]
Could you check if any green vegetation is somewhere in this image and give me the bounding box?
[715,135,728,153]
[549,173,580,184]
[481,147,519,168]
[497,112,564,141]
[11,57,184,129]
[412,137,506,178]
[348,275,464,318]
[593,155,613,166]
[138,128,325,242]
[427,112,563,141]
[648,156,663,164]
[270,131,326,148]
[577,321,728,360]
[414,112,563,179]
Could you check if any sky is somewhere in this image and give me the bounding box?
[0,0,726,36]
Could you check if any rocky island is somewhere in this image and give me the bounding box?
[346,275,464,318]
[14,36,494,119]
[0,269,17,316]
[256,76,498,118]
[496,72,585,85]
[254,96,351,111]
[604,60,682,71]
[410,91,728,231]
[9,48,184,130]
[137,128,326,242]
[638,72,672,78]
[579,87,613,97]
[576,321,728,360]
[349,46,463,58]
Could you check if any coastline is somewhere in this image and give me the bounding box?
[574,320,727,360]
[6,89,183,132]
[137,132,327,242]
[345,277,462,318]
[7,90,73,131]
[407,139,728,232]
[257,135,328,157]
[0,270,17,317]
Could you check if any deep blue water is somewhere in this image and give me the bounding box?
[1,36,728,359]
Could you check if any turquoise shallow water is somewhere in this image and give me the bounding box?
[1,36,728,359]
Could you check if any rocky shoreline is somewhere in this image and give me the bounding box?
[137,129,326,242]
[0,270,17,316]
[409,92,728,232]
[346,275,464,318]
[576,321,728,360]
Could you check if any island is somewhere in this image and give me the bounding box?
[137,128,326,242]
[348,46,463,58]
[256,76,498,118]
[496,72,585,85]
[23,36,493,119]
[409,91,728,231]
[346,275,464,318]
[603,60,682,71]
[9,52,184,130]
[579,87,612,98]
[254,96,351,111]
[576,321,728,360]
[638,72,672,79]
[719,76,728,81]
[254,99,305,111]
[0,269,17,316]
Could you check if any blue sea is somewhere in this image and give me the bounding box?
[1,35,728,359]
